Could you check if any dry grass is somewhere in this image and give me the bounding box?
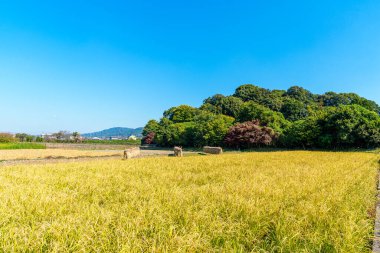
[0,149,122,160]
[0,151,378,252]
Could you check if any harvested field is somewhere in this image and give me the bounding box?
[0,149,122,161]
[0,148,193,164]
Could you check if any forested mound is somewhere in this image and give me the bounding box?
[143,84,380,149]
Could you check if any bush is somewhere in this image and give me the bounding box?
[225,120,277,148]
[142,132,156,144]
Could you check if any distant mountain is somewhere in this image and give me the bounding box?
[82,127,143,138]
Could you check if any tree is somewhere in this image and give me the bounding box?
[16,133,30,142]
[72,132,81,143]
[35,136,44,142]
[281,118,321,148]
[152,118,172,147]
[316,105,380,148]
[192,111,234,147]
[283,105,380,148]
[203,94,225,106]
[54,131,69,141]
[285,86,315,103]
[280,98,309,121]
[142,120,160,136]
[163,105,199,123]
[142,132,155,144]
[238,101,289,133]
[261,90,286,111]
[225,120,277,148]
[320,92,380,114]
[200,94,225,114]
[234,84,271,103]
[219,96,244,118]
[146,83,380,149]
[199,103,221,114]
[0,133,15,143]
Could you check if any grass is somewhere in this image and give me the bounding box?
[0,151,378,252]
[0,149,122,160]
[0,142,46,150]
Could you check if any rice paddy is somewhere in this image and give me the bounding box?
[0,151,378,252]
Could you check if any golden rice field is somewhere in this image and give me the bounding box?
[0,151,378,252]
[0,149,122,160]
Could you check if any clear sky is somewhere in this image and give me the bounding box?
[1,1,380,134]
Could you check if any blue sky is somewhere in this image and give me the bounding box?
[1,1,380,134]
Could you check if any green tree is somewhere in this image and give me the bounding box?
[163,105,199,123]
[192,111,234,147]
[142,120,160,136]
[72,132,81,143]
[317,105,380,148]
[281,118,321,148]
[261,90,286,111]
[234,84,271,103]
[280,98,309,121]
[16,133,29,142]
[219,96,243,118]
[238,101,289,133]
[285,86,315,103]
[0,133,15,143]
[320,92,380,114]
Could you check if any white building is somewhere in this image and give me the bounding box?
[128,135,137,141]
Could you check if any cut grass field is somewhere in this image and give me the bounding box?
[0,142,46,150]
[0,151,378,252]
[0,149,122,161]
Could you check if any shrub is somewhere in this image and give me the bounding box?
[142,132,155,144]
[225,120,277,148]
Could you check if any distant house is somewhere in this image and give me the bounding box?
[128,135,137,141]
[92,137,102,140]
[41,133,57,141]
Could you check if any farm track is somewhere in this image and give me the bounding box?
[373,157,380,253]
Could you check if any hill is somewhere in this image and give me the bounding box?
[82,127,143,138]
[142,84,380,148]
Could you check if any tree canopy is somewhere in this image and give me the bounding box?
[143,84,380,149]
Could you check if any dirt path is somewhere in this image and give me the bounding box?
[0,149,195,167]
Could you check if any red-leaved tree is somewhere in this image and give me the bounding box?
[224,120,277,148]
[142,132,156,144]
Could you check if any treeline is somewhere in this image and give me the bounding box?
[0,133,43,143]
[142,84,380,149]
